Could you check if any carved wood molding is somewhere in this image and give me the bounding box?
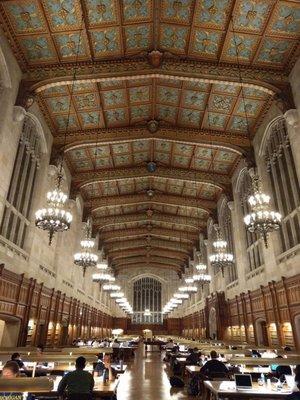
[90,193,215,213]
[54,126,250,151]
[74,165,230,189]
[94,212,206,230]
[100,227,198,243]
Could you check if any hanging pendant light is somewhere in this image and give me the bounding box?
[74,218,98,276]
[35,172,72,245]
[244,169,281,248]
[209,225,233,276]
[35,19,85,246]
[229,16,282,250]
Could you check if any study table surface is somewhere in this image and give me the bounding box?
[33,375,123,398]
[203,381,292,399]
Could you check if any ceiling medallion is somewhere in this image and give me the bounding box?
[74,218,98,276]
[148,50,164,68]
[244,168,281,248]
[35,171,72,245]
[209,225,233,276]
[147,120,159,133]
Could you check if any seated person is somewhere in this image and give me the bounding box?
[94,353,105,377]
[165,339,175,349]
[0,361,22,400]
[92,339,100,348]
[200,350,228,377]
[100,338,109,347]
[261,349,277,358]
[287,373,300,399]
[11,353,27,371]
[57,356,94,400]
[111,339,120,348]
[186,349,201,366]
[251,349,262,358]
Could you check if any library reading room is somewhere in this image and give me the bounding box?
[0,0,299,399]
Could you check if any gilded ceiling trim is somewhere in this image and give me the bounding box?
[75,166,230,190]
[90,193,215,214]
[94,213,206,230]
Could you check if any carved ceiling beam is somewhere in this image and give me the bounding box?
[110,249,187,263]
[90,193,215,213]
[26,58,288,92]
[100,227,198,243]
[53,126,250,151]
[112,255,184,268]
[74,165,230,190]
[94,213,206,230]
[105,239,191,253]
[114,262,182,273]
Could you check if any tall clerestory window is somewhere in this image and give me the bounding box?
[264,117,300,252]
[0,116,41,248]
[133,277,162,324]
[239,171,264,272]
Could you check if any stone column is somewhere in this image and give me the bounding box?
[229,198,248,289]
[285,109,300,182]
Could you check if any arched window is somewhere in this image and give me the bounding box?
[219,201,237,284]
[0,116,41,248]
[264,118,300,252]
[133,277,162,324]
[239,171,264,271]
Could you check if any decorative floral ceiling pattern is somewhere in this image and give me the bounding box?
[1,0,299,68]
[38,78,269,133]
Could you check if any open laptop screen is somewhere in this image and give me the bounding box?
[235,374,252,389]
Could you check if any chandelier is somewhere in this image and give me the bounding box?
[193,273,212,288]
[92,273,115,282]
[174,293,189,299]
[74,218,98,276]
[209,225,233,276]
[97,261,108,270]
[244,169,281,248]
[102,284,120,291]
[35,172,72,245]
[195,262,207,271]
[110,292,124,298]
[178,285,197,293]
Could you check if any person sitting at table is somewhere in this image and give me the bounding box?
[287,373,300,399]
[100,338,109,347]
[200,350,228,377]
[251,349,261,358]
[261,349,277,358]
[0,361,23,400]
[111,339,120,348]
[36,344,44,355]
[165,339,175,349]
[57,356,94,400]
[94,353,105,377]
[11,353,27,371]
[186,349,201,366]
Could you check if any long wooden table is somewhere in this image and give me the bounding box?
[203,380,292,399]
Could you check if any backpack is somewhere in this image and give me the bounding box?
[187,375,200,396]
[169,376,185,387]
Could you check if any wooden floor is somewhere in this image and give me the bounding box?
[117,344,193,400]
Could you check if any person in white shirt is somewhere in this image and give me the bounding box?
[261,349,277,358]
[165,339,175,349]
[100,339,109,348]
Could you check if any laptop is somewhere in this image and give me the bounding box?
[235,374,253,391]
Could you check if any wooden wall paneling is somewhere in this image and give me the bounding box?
[19,278,36,346]
[282,277,298,349]
[269,281,284,347]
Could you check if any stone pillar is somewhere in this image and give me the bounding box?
[285,109,300,182]
[228,198,248,288]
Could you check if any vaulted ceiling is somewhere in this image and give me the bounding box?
[1,0,299,275]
